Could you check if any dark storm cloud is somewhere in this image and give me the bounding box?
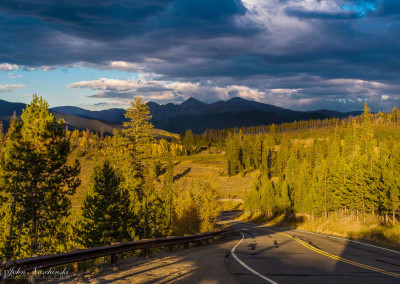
[0,0,250,66]
[89,91,135,99]
[285,8,360,19]
[376,0,400,15]
[2,0,400,111]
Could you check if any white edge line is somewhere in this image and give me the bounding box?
[231,232,279,284]
[240,222,400,255]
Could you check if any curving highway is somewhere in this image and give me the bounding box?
[227,221,400,284]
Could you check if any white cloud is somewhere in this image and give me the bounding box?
[68,77,304,105]
[9,73,22,79]
[108,61,145,72]
[0,63,19,71]
[71,59,163,73]
[68,75,392,111]
[0,84,25,93]
[0,63,56,72]
[23,66,55,71]
[69,78,139,91]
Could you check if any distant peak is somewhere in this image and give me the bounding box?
[228,97,247,101]
[183,97,203,103]
[147,101,160,106]
[227,97,253,103]
[180,97,207,107]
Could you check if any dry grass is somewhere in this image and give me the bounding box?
[151,129,180,141]
[68,148,104,207]
[170,151,257,199]
[221,200,244,211]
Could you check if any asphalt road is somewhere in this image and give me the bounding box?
[226,221,400,284]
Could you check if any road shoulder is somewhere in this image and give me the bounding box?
[48,235,241,284]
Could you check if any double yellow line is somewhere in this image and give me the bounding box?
[268,228,400,279]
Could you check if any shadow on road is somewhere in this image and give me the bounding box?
[226,218,400,284]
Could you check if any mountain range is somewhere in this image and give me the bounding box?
[0,97,362,134]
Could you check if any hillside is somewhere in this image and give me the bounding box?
[51,97,363,134]
[0,99,177,140]
[51,106,126,123]
[1,97,363,135]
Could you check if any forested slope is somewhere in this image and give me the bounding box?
[225,104,400,224]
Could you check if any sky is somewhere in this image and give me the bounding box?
[1,0,400,112]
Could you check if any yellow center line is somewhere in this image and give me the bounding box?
[262,228,400,279]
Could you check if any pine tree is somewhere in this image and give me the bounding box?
[293,160,311,213]
[392,106,399,125]
[260,175,275,217]
[183,129,195,154]
[0,95,80,259]
[381,142,400,223]
[361,103,374,154]
[277,181,291,214]
[122,97,168,238]
[0,121,3,148]
[123,97,153,168]
[78,161,135,247]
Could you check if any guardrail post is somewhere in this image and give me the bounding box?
[72,261,79,272]
[168,244,174,251]
[111,254,117,266]
[184,242,189,249]
[29,270,35,284]
[144,248,149,259]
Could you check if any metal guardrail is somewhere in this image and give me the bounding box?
[0,227,232,282]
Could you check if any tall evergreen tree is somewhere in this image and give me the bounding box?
[123,97,154,169]
[183,129,195,154]
[0,95,80,259]
[0,121,3,148]
[78,161,135,247]
[362,103,374,154]
[122,97,167,238]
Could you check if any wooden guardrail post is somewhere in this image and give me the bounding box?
[72,261,79,272]
[144,248,149,259]
[111,254,117,266]
[29,270,35,284]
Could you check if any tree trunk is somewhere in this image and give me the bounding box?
[393,209,396,224]
[7,187,17,257]
[144,196,148,238]
[362,194,365,223]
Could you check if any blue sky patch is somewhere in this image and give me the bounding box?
[341,0,381,16]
